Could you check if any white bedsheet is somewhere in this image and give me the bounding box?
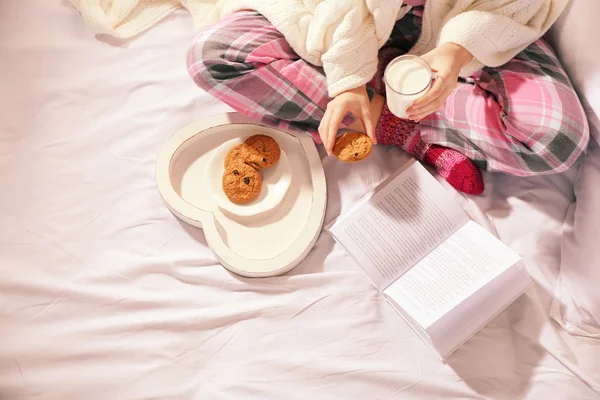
[1,1,599,399]
[546,0,600,339]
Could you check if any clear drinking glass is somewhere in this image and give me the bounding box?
[383,55,433,119]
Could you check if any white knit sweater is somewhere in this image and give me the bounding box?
[71,0,569,97]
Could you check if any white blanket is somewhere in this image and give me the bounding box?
[69,0,206,38]
[0,1,598,399]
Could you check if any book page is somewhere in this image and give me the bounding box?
[328,161,468,289]
[383,221,521,329]
[432,264,530,359]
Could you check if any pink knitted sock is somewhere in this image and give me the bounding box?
[376,104,484,195]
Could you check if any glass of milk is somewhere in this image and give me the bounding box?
[383,55,433,119]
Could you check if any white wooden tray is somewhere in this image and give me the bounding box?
[156,113,327,277]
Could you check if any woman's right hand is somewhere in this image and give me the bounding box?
[318,85,377,156]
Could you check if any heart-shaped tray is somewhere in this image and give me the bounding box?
[156,113,327,277]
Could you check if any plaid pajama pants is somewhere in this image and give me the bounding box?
[187,9,590,175]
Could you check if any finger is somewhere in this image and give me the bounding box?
[411,97,447,121]
[408,84,456,122]
[319,108,333,155]
[411,106,440,122]
[415,84,456,120]
[415,79,456,113]
[327,106,346,155]
[358,106,377,145]
[409,75,446,111]
[410,90,450,121]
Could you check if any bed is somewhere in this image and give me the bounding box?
[1,1,599,399]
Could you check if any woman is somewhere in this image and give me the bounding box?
[187,0,589,194]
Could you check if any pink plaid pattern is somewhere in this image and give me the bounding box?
[187,10,590,175]
[187,11,353,143]
[419,38,590,175]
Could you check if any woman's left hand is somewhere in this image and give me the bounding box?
[406,43,473,122]
[318,85,376,156]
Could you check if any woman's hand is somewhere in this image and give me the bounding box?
[406,43,473,122]
[319,85,377,156]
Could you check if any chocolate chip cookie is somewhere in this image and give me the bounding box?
[332,131,372,163]
[223,143,264,170]
[244,134,281,169]
[222,162,262,204]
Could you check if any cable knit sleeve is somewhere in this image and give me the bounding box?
[436,1,556,77]
[249,0,402,98]
[321,18,380,97]
[316,2,380,97]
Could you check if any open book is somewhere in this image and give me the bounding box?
[327,160,531,359]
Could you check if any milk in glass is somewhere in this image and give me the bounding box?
[384,55,432,119]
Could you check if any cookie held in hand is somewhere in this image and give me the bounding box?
[222,162,263,204]
[244,134,281,169]
[332,131,373,163]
